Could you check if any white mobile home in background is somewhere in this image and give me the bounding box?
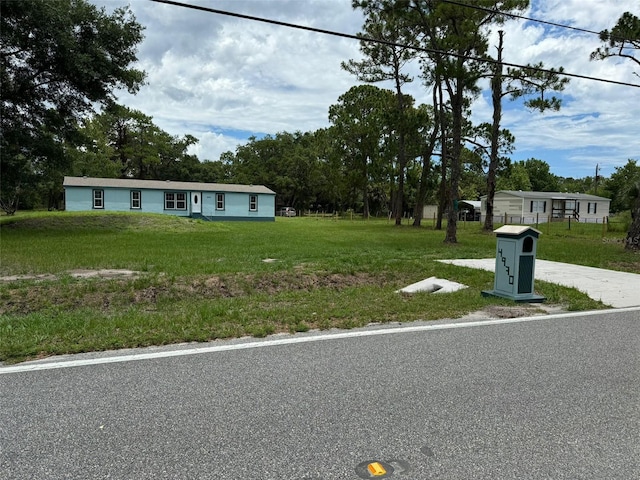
[480,190,611,224]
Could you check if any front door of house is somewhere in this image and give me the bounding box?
[191,192,202,214]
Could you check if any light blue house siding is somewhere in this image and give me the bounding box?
[63,177,276,221]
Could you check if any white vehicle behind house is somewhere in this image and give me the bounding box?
[279,207,296,217]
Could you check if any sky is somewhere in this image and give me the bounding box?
[100,0,639,180]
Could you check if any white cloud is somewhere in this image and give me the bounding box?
[101,0,638,179]
[189,131,239,161]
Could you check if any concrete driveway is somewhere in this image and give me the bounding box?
[439,259,640,308]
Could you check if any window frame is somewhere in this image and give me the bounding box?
[249,194,258,212]
[131,190,141,209]
[216,193,225,211]
[530,200,546,213]
[176,192,186,210]
[165,192,175,210]
[93,189,104,209]
[165,192,187,211]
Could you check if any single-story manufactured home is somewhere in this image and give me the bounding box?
[480,190,611,224]
[63,176,276,221]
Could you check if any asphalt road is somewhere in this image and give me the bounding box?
[1,309,639,479]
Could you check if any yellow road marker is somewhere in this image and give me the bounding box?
[367,462,387,476]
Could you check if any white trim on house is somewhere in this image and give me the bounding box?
[93,189,104,209]
[130,190,141,209]
[216,193,225,211]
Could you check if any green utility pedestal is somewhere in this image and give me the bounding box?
[482,225,545,303]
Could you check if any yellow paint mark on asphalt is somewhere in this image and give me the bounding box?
[367,462,387,476]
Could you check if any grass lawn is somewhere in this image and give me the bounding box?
[1,211,637,363]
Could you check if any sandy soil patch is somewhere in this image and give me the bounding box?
[0,269,140,282]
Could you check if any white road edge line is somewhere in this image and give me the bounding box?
[2,307,639,375]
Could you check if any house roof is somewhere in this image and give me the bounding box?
[459,200,481,209]
[482,190,610,202]
[63,176,276,195]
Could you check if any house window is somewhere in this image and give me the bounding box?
[176,192,186,210]
[216,193,225,210]
[164,192,187,210]
[93,189,104,209]
[530,200,546,213]
[165,192,175,210]
[131,190,141,209]
[588,202,597,214]
[249,195,258,211]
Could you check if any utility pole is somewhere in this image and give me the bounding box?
[595,163,600,194]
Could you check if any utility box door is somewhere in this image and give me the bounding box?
[495,238,517,294]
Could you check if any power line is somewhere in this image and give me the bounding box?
[151,0,640,89]
[441,0,640,48]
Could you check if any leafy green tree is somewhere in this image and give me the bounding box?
[590,11,640,74]
[154,134,200,182]
[78,104,198,181]
[0,0,145,213]
[605,160,640,213]
[604,160,640,250]
[496,161,531,191]
[407,103,440,226]
[591,12,640,249]
[409,0,528,242]
[328,85,396,218]
[483,26,569,230]
[419,1,484,241]
[459,147,487,200]
[520,158,560,191]
[344,0,418,224]
[276,131,327,211]
[229,131,326,212]
[69,117,120,178]
[314,127,351,213]
[558,176,597,196]
[194,159,235,184]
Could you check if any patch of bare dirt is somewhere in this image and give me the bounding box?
[477,304,566,319]
[607,261,640,274]
[0,269,140,282]
[183,272,383,298]
[0,271,390,316]
[484,305,545,318]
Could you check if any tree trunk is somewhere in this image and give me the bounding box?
[436,82,447,231]
[484,30,504,232]
[413,144,435,227]
[444,74,464,244]
[625,190,640,250]
[394,133,406,226]
[437,152,447,230]
[393,76,407,226]
[363,186,370,219]
[413,83,440,227]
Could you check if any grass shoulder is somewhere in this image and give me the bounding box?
[1,212,633,364]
